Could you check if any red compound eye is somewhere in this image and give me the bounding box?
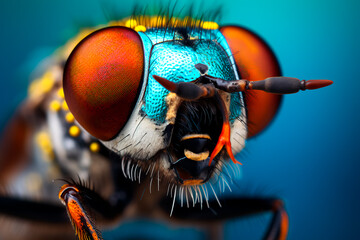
[63,27,144,140]
[220,26,282,139]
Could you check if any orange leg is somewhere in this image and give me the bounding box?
[59,184,103,240]
[265,200,289,240]
[165,197,289,240]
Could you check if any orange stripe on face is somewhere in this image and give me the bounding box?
[209,92,242,166]
[209,121,242,166]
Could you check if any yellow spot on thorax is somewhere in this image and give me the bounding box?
[28,71,56,99]
[69,125,81,137]
[89,142,100,153]
[65,112,75,123]
[35,131,54,161]
[62,100,69,111]
[58,88,65,98]
[49,100,61,112]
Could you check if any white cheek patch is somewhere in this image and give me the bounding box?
[230,110,247,156]
[101,105,169,160]
[102,95,247,162]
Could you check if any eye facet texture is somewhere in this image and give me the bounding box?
[63,27,144,140]
[220,26,282,138]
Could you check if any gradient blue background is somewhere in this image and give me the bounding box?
[0,0,359,239]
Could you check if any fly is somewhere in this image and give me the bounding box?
[0,12,332,240]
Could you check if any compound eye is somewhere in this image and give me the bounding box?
[220,26,282,138]
[63,27,144,140]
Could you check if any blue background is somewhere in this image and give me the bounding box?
[0,0,359,239]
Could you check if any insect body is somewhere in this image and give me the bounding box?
[0,14,332,240]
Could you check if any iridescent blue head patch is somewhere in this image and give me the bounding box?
[138,28,242,124]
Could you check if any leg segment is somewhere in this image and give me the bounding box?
[0,195,68,223]
[161,197,289,240]
[264,200,288,240]
[58,179,133,240]
[59,184,103,240]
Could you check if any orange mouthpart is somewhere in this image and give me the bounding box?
[209,121,242,166]
[183,179,204,185]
